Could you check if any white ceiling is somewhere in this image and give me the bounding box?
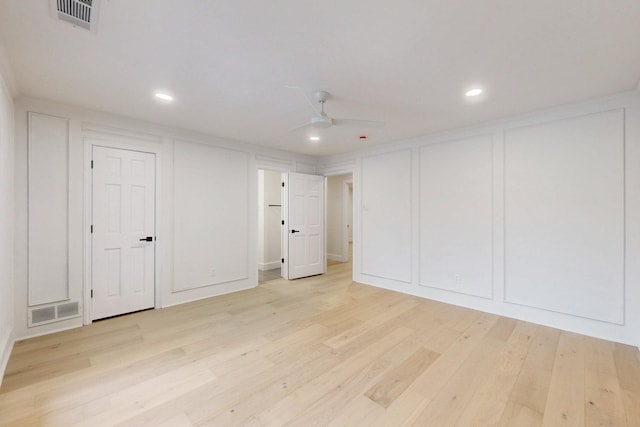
[1,1,640,156]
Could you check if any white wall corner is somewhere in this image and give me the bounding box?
[0,43,18,97]
[327,253,343,262]
[0,326,14,388]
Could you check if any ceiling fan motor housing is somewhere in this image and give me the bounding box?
[314,91,330,103]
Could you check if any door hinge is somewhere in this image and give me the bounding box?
[281,220,284,225]
[91,160,94,169]
[282,182,285,187]
[281,258,284,264]
[90,225,93,233]
[90,289,93,298]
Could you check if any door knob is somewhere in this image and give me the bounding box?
[139,236,153,241]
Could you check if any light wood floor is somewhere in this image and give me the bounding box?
[1,260,639,426]
[258,268,281,284]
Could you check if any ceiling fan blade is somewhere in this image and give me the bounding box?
[333,118,386,128]
[285,86,321,115]
[287,121,312,132]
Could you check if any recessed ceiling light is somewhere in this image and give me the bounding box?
[154,92,174,102]
[309,136,320,141]
[465,88,483,97]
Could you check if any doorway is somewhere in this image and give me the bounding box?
[258,169,282,283]
[327,173,353,266]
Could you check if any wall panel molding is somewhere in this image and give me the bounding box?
[418,135,494,299]
[503,109,625,325]
[28,112,70,306]
[172,139,250,292]
[361,150,412,283]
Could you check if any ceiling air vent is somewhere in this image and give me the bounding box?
[51,0,101,32]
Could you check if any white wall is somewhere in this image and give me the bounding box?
[12,96,316,340]
[320,92,640,347]
[173,140,250,291]
[420,135,494,298]
[258,170,282,271]
[28,113,70,306]
[362,150,412,284]
[503,111,624,323]
[0,60,15,385]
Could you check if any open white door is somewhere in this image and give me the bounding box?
[282,172,326,280]
[91,146,156,320]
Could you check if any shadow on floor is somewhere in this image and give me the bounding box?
[258,268,281,283]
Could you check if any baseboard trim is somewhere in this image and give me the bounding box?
[0,327,14,389]
[258,261,280,271]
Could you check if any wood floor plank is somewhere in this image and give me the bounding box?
[365,347,439,408]
[613,343,640,426]
[114,349,280,427]
[222,326,415,426]
[541,332,586,426]
[584,338,627,427]
[497,325,561,426]
[1,258,639,426]
[410,320,514,425]
[153,413,194,427]
[455,322,537,426]
[326,395,385,427]
[363,313,500,426]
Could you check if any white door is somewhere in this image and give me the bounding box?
[91,146,156,320]
[283,173,326,279]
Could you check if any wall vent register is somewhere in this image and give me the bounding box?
[51,0,100,32]
[29,301,81,327]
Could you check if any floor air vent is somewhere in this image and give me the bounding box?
[51,0,100,32]
[29,301,81,327]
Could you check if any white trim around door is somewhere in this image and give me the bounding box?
[83,136,162,324]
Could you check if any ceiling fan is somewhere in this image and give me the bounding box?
[287,87,385,131]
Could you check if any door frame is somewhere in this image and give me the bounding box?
[342,177,353,262]
[83,135,162,325]
[254,160,294,283]
[281,172,290,280]
[256,167,287,277]
[324,165,356,279]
